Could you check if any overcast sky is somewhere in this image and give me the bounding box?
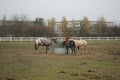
[0,0,120,23]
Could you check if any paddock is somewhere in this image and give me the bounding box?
[0,40,120,80]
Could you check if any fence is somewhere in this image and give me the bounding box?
[0,37,120,42]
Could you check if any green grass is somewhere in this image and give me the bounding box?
[0,41,120,80]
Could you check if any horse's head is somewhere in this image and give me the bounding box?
[35,42,38,50]
[51,38,58,44]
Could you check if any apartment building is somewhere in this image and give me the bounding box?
[54,20,114,36]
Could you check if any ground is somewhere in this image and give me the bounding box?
[0,41,120,80]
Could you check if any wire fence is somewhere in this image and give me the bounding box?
[0,37,120,42]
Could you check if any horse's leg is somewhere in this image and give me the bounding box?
[80,47,83,53]
[82,45,87,53]
[82,46,84,53]
[71,47,73,55]
[46,46,49,53]
[81,46,84,53]
[35,43,38,54]
[84,45,87,53]
[77,46,80,54]
[35,48,38,54]
[35,43,38,51]
[71,47,75,55]
[73,47,76,54]
[66,47,69,54]
[46,46,47,53]
[77,46,79,51]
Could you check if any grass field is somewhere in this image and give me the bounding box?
[0,40,120,80]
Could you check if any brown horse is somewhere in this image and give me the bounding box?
[62,40,76,54]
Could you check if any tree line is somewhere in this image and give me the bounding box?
[0,15,120,37]
[0,15,56,37]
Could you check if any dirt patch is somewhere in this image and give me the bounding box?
[59,71,66,73]
[70,73,79,76]
[79,62,87,65]
[87,69,95,73]
[5,77,15,80]
[113,57,119,59]
[81,73,101,79]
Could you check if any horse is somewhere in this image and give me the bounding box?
[72,39,88,53]
[62,40,76,54]
[35,37,57,53]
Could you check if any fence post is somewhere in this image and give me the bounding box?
[116,37,118,40]
[0,37,1,42]
[10,37,13,42]
[21,37,23,42]
[107,37,109,40]
[89,37,91,41]
[31,37,33,42]
[98,37,100,40]
[80,37,81,40]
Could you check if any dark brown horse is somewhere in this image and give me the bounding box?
[62,40,76,54]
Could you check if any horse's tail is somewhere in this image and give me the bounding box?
[35,43,38,51]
